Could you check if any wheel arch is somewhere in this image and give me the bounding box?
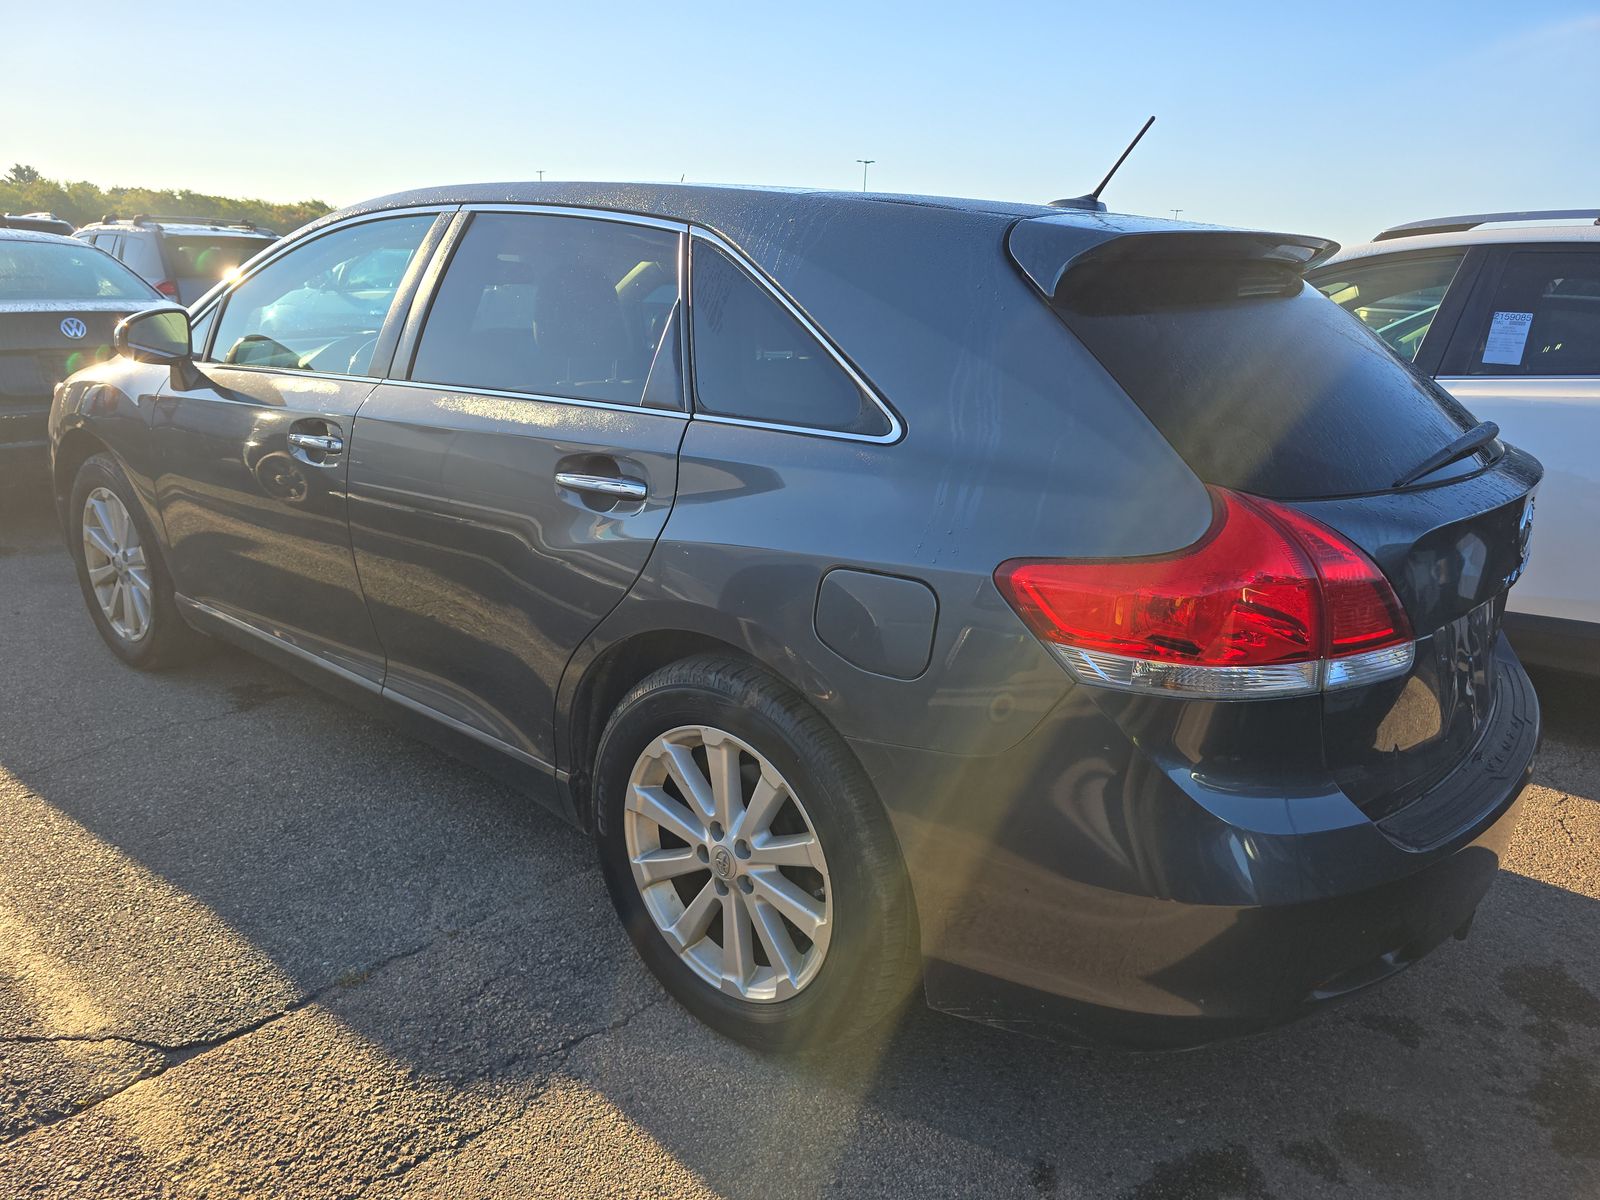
[52,425,112,533]
[561,627,759,830]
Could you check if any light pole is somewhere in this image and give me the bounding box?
[1170,208,1183,220]
[537,170,546,182]
[856,159,875,191]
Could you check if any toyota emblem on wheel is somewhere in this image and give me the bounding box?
[711,846,734,879]
[59,317,87,339]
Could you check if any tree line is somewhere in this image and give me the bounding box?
[1,164,332,234]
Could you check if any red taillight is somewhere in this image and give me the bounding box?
[995,487,1414,699]
[154,279,178,297]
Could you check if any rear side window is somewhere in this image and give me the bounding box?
[1052,263,1478,500]
[410,212,682,408]
[689,241,888,436]
[1448,249,1600,377]
[1314,252,1464,363]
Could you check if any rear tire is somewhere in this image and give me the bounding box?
[69,453,202,669]
[594,655,920,1052]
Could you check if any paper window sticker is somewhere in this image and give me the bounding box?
[1482,310,1534,366]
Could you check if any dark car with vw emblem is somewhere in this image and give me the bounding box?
[48,183,1543,1050]
[1,228,162,488]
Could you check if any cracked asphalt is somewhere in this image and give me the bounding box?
[2,489,1599,1199]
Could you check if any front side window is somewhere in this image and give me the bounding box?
[689,241,888,435]
[410,212,682,407]
[1450,249,1600,377]
[1315,253,1465,363]
[0,238,157,302]
[209,215,435,375]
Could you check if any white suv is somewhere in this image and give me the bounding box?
[74,216,278,305]
[1310,210,1600,676]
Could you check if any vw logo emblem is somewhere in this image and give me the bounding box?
[60,317,87,340]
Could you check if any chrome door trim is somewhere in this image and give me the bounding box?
[176,595,383,693]
[178,594,559,776]
[379,686,557,774]
[685,227,905,445]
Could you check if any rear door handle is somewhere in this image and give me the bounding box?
[555,471,647,502]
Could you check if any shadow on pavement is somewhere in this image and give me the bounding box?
[2,491,1598,1198]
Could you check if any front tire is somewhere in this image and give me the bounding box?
[68,453,201,669]
[594,656,920,1052]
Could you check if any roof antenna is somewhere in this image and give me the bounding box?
[1049,116,1155,212]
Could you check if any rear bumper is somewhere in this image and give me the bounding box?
[850,641,1539,1048]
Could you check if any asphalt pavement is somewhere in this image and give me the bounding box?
[2,489,1598,1199]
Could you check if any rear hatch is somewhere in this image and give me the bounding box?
[161,233,276,305]
[1008,215,1541,833]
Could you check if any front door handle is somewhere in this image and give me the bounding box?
[287,431,345,464]
[555,471,647,502]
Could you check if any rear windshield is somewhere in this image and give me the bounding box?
[0,238,157,302]
[1052,262,1480,499]
[165,235,273,282]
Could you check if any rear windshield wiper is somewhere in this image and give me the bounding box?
[1392,421,1500,489]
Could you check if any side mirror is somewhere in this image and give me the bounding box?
[114,307,191,365]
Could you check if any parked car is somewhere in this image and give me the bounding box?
[51,184,1541,1050]
[2,212,74,237]
[1,228,163,485]
[73,216,278,304]
[1309,210,1600,676]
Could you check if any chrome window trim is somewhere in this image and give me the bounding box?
[460,202,687,233]
[686,226,905,445]
[376,376,691,420]
[187,363,386,390]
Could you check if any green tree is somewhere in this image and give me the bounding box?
[0,171,331,233]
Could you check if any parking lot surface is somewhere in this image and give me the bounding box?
[2,491,1598,1199]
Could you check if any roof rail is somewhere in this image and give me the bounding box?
[1374,208,1600,241]
[126,213,267,232]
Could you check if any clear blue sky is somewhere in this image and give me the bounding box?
[8,1,1598,246]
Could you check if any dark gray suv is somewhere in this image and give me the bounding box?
[49,184,1542,1050]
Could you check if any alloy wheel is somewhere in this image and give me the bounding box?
[82,487,152,642]
[624,725,833,1002]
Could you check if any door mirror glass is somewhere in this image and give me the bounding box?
[114,307,191,364]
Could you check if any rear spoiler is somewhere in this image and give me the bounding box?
[1008,215,1339,302]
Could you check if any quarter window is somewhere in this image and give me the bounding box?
[689,241,888,436]
[209,215,435,375]
[1452,250,1600,377]
[1315,253,1465,363]
[409,212,683,408]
